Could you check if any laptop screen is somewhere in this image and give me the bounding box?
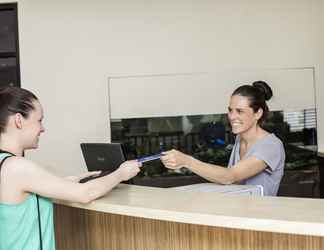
[80,143,126,172]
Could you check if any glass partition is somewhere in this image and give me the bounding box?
[111,109,319,197]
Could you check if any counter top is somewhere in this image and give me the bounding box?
[55,184,324,236]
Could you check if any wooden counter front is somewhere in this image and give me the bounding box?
[54,184,324,250]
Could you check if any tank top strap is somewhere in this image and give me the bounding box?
[0,151,15,172]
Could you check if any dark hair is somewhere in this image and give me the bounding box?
[0,87,38,135]
[231,81,273,124]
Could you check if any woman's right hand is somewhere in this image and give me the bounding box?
[117,160,142,181]
[161,149,191,169]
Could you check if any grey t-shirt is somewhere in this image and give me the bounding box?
[228,133,285,196]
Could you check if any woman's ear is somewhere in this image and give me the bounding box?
[14,113,23,129]
[256,108,263,121]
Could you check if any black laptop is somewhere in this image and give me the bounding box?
[79,143,126,183]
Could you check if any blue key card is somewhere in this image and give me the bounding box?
[137,153,163,163]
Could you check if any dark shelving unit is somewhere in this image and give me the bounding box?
[0,3,20,87]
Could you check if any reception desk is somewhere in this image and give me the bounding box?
[54,184,324,250]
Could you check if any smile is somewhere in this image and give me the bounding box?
[231,122,242,126]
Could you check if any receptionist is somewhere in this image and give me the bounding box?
[161,81,285,196]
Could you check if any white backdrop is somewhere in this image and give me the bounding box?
[109,68,315,119]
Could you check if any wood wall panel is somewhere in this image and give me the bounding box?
[54,204,324,250]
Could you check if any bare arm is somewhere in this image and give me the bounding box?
[161,149,267,184]
[2,157,141,204]
[64,171,102,182]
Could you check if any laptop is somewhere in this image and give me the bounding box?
[79,143,126,183]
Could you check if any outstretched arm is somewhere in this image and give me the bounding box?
[64,171,102,182]
[2,157,141,204]
[161,149,267,184]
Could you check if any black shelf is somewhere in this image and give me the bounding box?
[0,52,16,58]
[0,3,20,87]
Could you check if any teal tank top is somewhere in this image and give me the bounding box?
[0,153,56,250]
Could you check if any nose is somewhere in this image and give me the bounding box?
[228,111,235,120]
[40,125,45,133]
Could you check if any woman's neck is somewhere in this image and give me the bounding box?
[239,126,268,146]
[0,135,24,156]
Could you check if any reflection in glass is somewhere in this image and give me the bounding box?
[111,109,319,197]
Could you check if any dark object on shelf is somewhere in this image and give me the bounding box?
[278,167,320,198]
[199,122,225,147]
[284,144,318,170]
[317,155,324,198]
[0,3,20,87]
[0,57,18,87]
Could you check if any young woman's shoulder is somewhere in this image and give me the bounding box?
[1,156,40,178]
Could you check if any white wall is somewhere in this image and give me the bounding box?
[109,69,315,119]
[0,0,322,175]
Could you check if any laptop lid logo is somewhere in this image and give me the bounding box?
[97,156,106,162]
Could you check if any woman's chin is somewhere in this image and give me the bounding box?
[231,129,240,135]
[27,143,39,150]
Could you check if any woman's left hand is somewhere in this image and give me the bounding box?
[161,149,191,169]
